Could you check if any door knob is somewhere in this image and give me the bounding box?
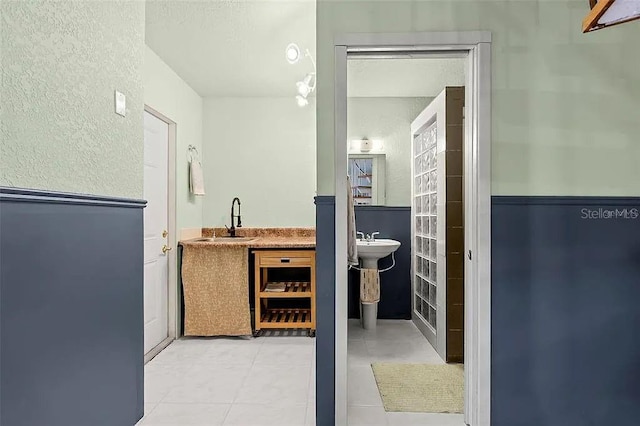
[162,245,172,254]
[162,230,168,238]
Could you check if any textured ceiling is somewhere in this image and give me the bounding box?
[145,0,316,97]
[146,2,464,99]
[348,58,466,98]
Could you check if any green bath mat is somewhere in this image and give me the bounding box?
[371,363,464,413]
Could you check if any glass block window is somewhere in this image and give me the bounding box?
[413,122,437,331]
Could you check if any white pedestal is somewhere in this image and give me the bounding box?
[360,301,378,330]
[359,257,380,330]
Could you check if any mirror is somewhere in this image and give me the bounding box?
[348,154,386,205]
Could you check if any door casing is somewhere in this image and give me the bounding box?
[333,32,492,426]
[143,105,178,364]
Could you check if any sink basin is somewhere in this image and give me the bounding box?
[357,239,401,269]
[191,237,255,243]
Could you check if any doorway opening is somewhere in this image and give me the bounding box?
[334,33,491,426]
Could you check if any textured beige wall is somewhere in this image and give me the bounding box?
[143,46,204,233]
[348,97,432,206]
[317,0,640,196]
[0,1,145,198]
[202,97,317,228]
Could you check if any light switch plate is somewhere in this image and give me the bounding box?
[114,91,126,117]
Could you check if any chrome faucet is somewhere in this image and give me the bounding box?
[226,197,242,237]
[357,231,380,242]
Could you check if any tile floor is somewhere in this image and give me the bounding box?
[137,320,465,425]
[138,334,315,426]
[347,319,465,426]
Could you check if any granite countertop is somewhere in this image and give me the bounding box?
[248,236,315,249]
[179,227,316,249]
[179,236,315,249]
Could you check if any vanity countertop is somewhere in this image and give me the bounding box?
[179,236,315,249]
[179,227,316,249]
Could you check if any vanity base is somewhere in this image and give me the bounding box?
[253,249,316,336]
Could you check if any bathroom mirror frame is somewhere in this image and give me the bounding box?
[347,153,386,206]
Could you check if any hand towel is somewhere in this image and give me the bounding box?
[189,160,206,196]
[360,268,380,303]
[347,175,358,266]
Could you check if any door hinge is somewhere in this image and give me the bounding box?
[468,250,472,260]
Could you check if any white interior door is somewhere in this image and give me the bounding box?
[143,111,169,354]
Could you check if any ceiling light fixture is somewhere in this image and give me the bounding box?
[285,43,301,64]
[287,43,317,107]
[583,0,640,32]
[296,95,309,107]
[296,73,315,97]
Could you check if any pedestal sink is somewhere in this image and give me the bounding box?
[356,238,401,330]
[357,239,401,269]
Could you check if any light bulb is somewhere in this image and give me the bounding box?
[286,43,301,64]
[296,95,308,107]
[296,74,314,97]
[296,81,310,97]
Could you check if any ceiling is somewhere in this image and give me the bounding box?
[348,58,466,98]
[145,0,316,97]
[146,2,465,99]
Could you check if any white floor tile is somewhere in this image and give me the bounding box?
[257,336,315,345]
[171,336,257,348]
[348,406,389,425]
[386,412,466,426]
[149,341,209,365]
[347,339,371,367]
[223,403,307,426]
[347,366,383,407]
[196,342,262,366]
[307,364,316,401]
[144,336,316,425]
[305,400,315,426]
[365,338,443,363]
[347,319,365,340]
[162,364,251,404]
[254,340,314,365]
[145,403,157,415]
[144,363,194,404]
[234,364,310,404]
[361,320,426,343]
[140,402,230,425]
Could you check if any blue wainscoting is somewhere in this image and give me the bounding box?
[349,206,412,320]
[315,196,335,426]
[0,187,146,426]
[492,196,640,426]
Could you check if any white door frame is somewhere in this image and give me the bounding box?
[334,32,492,426]
[143,105,178,364]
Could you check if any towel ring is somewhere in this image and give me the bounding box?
[188,145,200,162]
